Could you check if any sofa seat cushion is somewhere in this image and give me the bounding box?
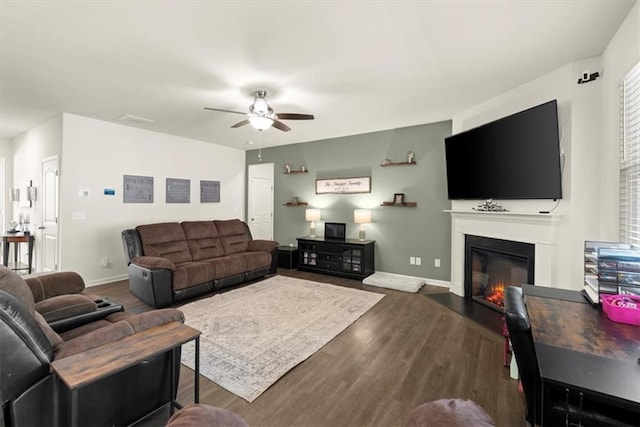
[131,256,176,271]
[166,404,248,427]
[235,251,272,272]
[137,222,192,264]
[405,399,495,427]
[172,262,215,291]
[181,221,225,261]
[215,255,247,277]
[35,294,97,323]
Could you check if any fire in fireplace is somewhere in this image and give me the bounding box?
[465,235,535,312]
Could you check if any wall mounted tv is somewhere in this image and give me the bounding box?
[445,99,563,200]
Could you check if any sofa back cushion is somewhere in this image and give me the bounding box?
[136,223,192,264]
[0,266,35,314]
[215,219,250,255]
[181,221,225,261]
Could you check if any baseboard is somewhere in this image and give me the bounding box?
[85,273,128,287]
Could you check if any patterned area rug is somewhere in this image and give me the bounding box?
[362,271,425,293]
[179,275,384,402]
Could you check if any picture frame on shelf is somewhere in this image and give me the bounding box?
[394,193,405,205]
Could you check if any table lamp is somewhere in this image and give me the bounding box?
[354,209,371,241]
[305,209,321,237]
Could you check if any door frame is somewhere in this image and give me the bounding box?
[247,163,274,240]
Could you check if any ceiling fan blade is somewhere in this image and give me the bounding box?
[231,119,250,128]
[276,113,315,120]
[204,107,246,115]
[271,120,291,132]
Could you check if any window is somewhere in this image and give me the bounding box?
[620,61,640,245]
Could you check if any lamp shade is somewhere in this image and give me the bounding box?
[354,209,371,224]
[27,186,37,202]
[305,208,321,222]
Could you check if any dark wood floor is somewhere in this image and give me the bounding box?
[91,269,526,427]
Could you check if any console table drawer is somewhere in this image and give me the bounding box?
[319,261,340,271]
[318,252,340,262]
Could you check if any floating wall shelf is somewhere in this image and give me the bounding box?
[380,201,418,207]
[380,161,417,167]
[283,202,309,206]
[283,169,308,175]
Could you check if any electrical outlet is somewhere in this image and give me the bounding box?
[101,257,109,268]
[410,256,416,265]
[435,258,441,268]
[415,257,421,266]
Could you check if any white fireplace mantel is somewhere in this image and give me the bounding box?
[446,210,563,296]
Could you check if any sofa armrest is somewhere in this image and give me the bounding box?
[25,272,86,303]
[248,239,279,253]
[131,256,176,271]
[128,263,175,308]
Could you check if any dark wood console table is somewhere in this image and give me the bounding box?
[2,233,34,273]
[522,285,640,425]
[297,237,375,280]
[51,321,201,426]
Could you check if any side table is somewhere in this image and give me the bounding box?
[51,321,201,426]
[2,233,34,273]
[278,246,299,269]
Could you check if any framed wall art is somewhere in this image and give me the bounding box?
[316,177,371,194]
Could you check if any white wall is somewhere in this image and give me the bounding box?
[600,1,640,240]
[0,138,15,231]
[10,116,63,268]
[59,114,246,285]
[450,2,639,291]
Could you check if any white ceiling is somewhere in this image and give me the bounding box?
[0,0,635,150]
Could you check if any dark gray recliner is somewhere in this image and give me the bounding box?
[0,266,185,426]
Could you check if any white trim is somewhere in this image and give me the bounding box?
[84,274,128,287]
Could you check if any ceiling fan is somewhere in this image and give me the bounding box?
[204,90,314,132]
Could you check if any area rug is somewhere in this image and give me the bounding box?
[179,275,384,402]
[362,271,425,293]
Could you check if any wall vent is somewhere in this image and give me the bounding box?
[114,114,154,124]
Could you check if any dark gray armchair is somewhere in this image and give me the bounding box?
[0,266,185,426]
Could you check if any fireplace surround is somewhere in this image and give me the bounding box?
[447,210,562,297]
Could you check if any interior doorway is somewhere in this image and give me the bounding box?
[247,163,274,240]
[41,156,59,272]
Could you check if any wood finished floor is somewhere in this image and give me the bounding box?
[92,269,526,427]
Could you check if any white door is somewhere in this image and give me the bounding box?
[248,163,274,240]
[41,156,59,272]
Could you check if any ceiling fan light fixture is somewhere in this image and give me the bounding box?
[248,115,273,131]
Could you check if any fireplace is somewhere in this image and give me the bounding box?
[464,235,535,312]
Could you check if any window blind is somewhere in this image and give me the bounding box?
[620,61,640,245]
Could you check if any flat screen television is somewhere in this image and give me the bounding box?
[445,99,563,200]
[325,222,346,241]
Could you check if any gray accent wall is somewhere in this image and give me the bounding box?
[246,120,452,281]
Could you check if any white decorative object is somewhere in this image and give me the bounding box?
[472,199,508,212]
[354,209,371,241]
[285,164,291,173]
[305,208,321,237]
[362,272,425,293]
[408,151,415,163]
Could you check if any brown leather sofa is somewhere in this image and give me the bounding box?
[0,266,185,426]
[122,219,279,308]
